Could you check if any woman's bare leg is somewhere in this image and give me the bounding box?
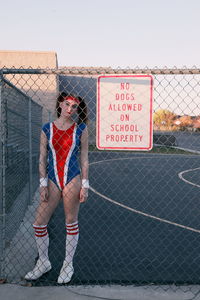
[62,175,81,223]
[57,175,81,284]
[35,179,62,225]
[25,180,62,280]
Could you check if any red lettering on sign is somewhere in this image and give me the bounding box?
[110,124,139,132]
[105,134,143,143]
[115,93,135,100]
[120,114,129,121]
[108,103,142,111]
[120,83,130,90]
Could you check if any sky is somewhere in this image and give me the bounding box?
[0,0,200,68]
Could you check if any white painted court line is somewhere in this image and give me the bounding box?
[178,167,200,188]
[89,157,200,234]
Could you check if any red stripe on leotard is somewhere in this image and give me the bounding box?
[52,123,75,190]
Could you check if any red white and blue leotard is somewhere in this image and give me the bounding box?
[42,122,86,191]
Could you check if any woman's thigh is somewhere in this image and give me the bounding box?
[62,175,81,223]
[35,179,62,225]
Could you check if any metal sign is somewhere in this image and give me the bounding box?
[97,75,153,150]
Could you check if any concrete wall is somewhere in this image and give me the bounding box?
[0,50,58,69]
[0,50,59,122]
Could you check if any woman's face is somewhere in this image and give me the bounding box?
[60,99,78,117]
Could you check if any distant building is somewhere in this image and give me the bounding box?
[0,50,58,69]
[0,50,58,121]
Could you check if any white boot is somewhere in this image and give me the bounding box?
[57,261,74,284]
[25,224,51,280]
[57,222,79,284]
[25,258,52,280]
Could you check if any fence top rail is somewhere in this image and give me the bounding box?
[1,68,200,75]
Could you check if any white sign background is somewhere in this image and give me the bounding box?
[97,75,153,150]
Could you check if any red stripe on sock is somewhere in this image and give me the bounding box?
[66,223,78,228]
[35,229,47,234]
[66,226,79,231]
[35,232,48,237]
[33,226,47,230]
[67,231,79,235]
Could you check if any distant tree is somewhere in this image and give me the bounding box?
[178,115,193,129]
[153,109,176,129]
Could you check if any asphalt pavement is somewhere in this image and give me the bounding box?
[2,146,200,299]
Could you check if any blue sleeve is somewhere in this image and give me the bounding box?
[78,123,87,135]
[42,123,50,139]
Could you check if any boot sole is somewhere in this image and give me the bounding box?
[25,265,52,281]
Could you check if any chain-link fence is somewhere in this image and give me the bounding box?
[0,74,43,280]
[1,67,200,298]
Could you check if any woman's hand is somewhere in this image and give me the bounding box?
[39,186,49,202]
[80,187,88,203]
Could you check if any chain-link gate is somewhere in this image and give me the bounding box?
[1,67,200,298]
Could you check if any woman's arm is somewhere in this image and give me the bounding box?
[80,126,89,180]
[39,131,48,179]
[80,126,89,203]
[39,130,48,201]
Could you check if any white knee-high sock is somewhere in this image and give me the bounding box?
[33,224,49,261]
[65,221,79,264]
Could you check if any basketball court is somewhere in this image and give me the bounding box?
[25,151,200,285]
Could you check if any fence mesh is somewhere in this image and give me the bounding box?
[1,67,200,298]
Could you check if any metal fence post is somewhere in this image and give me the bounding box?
[0,73,6,279]
[0,72,3,279]
[48,110,52,122]
[28,97,33,204]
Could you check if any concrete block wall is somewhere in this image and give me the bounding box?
[0,50,59,122]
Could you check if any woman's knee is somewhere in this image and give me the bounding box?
[65,215,78,224]
[64,206,79,224]
[35,203,52,224]
[34,213,50,226]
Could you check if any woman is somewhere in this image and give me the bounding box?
[25,92,89,284]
